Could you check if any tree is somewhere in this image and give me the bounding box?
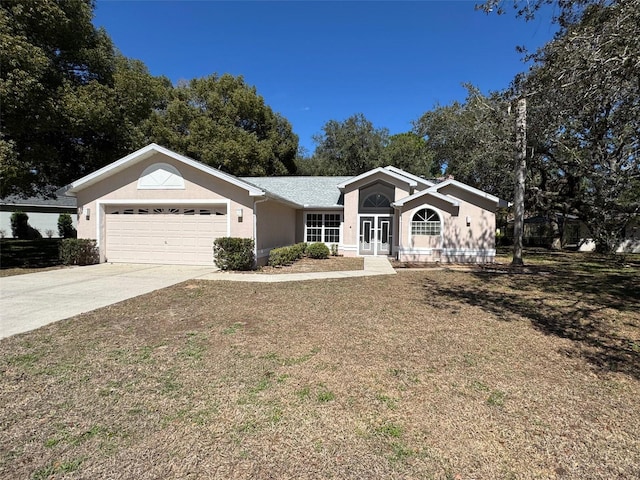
[311,113,389,176]
[413,86,516,200]
[143,74,298,176]
[0,0,169,198]
[520,0,640,252]
[382,133,439,177]
[57,213,77,238]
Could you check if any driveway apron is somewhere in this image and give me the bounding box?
[0,264,214,339]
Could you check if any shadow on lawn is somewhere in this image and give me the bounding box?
[422,263,640,380]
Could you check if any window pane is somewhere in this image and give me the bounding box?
[324,213,340,227]
[324,228,339,243]
[411,208,440,235]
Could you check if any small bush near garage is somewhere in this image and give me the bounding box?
[306,242,330,259]
[268,242,308,267]
[213,237,255,271]
[59,239,99,266]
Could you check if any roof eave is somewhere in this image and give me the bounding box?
[68,143,265,197]
[337,167,417,189]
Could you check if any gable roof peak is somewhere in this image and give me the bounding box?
[337,166,418,189]
[67,143,265,197]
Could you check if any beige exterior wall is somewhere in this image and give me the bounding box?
[75,152,256,262]
[397,193,496,263]
[342,189,359,256]
[295,210,305,243]
[341,175,413,257]
[255,200,297,263]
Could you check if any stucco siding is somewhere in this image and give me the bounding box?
[398,194,496,263]
[74,152,257,264]
[342,189,359,249]
[255,200,297,258]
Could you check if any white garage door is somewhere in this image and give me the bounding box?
[105,206,227,265]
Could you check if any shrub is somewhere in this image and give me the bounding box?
[58,213,77,238]
[10,212,41,239]
[292,242,307,258]
[213,237,255,271]
[306,242,330,259]
[59,239,99,265]
[330,243,339,256]
[267,242,309,267]
[268,246,295,267]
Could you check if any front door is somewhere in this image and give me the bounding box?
[359,215,392,256]
[377,217,391,255]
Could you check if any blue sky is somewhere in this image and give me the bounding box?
[93,1,557,154]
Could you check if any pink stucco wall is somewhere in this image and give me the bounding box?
[255,200,297,262]
[74,152,256,261]
[397,187,496,263]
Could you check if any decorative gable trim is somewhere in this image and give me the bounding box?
[67,143,265,197]
[336,167,417,190]
[137,163,185,190]
[393,179,509,210]
[392,190,459,208]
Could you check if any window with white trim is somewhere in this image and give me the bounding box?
[411,208,441,235]
[362,193,391,208]
[305,213,341,243]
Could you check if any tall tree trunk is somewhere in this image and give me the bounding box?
[512,98,527,266]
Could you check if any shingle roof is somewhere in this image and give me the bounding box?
[240,176,351,208]
[0,186,77,208]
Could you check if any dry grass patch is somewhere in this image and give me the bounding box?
[1,257,638,479]
[0,266,65,277]
[258,255,363,274]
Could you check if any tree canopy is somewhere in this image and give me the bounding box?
[0,0,169,198]
[143,74,298,176]
[382,133,439,178]
[1,0,298,197]
[520,0,640,252]
[310,113,389,176]
[420,0,640,252]
[413,86,516,199]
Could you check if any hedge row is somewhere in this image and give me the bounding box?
[268,241,330,267]
[268,242,308,267]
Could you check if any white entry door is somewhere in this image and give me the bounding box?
[359,215,392,256]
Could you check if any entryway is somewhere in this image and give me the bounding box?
[358,215,392,256]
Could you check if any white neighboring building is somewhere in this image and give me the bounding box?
[0,187,77,238]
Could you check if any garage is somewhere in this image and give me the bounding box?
[105,206,227,265]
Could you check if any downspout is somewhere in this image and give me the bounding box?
[253,196,268,265]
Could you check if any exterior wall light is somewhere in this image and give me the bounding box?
[85,207,91,220]
[466,216,471,227]
[236,208,243,221]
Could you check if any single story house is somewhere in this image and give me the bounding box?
[66,143,508,265]
[0,187,77,238]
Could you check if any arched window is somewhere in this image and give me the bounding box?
[411,208,441,235]
[362,193,391,208]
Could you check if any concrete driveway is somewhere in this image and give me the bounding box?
[0,264,215,339]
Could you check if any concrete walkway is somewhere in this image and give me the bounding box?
[198,256,396,282]
[0,257,395,339]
